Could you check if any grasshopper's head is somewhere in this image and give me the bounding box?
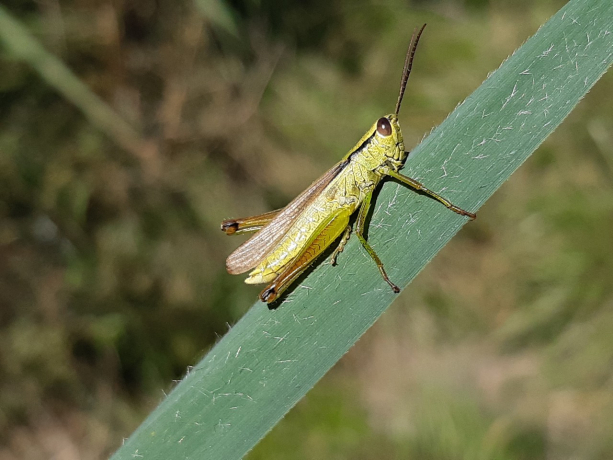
[375,24,426,167]
[347,25,424,168]
[373,114,406,164]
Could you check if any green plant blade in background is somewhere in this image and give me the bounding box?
[112,0,613,458]
[0,5,146,160]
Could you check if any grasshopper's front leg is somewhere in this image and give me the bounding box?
[355,190,401,293]
[221,209,282,235]
[379,164,476,220]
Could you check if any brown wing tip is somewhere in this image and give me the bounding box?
[226,260,242,275]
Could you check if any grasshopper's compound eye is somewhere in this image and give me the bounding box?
[376,117,392,137]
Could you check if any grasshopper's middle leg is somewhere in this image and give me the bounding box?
[355,191,400,293]
[330,225,352,266]
[221,209,282,235]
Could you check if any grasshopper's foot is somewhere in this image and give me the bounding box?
[387,280,401,293]
[451,206,476,220]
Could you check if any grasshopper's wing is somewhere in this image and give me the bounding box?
[226,160,347,274]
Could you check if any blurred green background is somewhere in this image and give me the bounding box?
[1,0,613,458]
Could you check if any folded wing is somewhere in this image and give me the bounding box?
[226,160,347,274]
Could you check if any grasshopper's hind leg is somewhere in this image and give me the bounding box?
[355,191,401,293]
[221,209,282,235]
[260,213,350,303]
[260,260,311,304]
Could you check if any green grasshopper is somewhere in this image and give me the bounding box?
[221,25,476,304]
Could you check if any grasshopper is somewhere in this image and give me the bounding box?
[221,25,476,304]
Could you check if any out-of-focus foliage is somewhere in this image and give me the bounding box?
[0,0,612,458]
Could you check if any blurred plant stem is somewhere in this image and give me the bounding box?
[0,5,161,178]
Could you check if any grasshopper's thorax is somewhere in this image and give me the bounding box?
[344,114,406,173]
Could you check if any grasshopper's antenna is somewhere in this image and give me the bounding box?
[395,23,426,116]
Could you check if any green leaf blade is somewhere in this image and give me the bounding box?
[112,1,613,459]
